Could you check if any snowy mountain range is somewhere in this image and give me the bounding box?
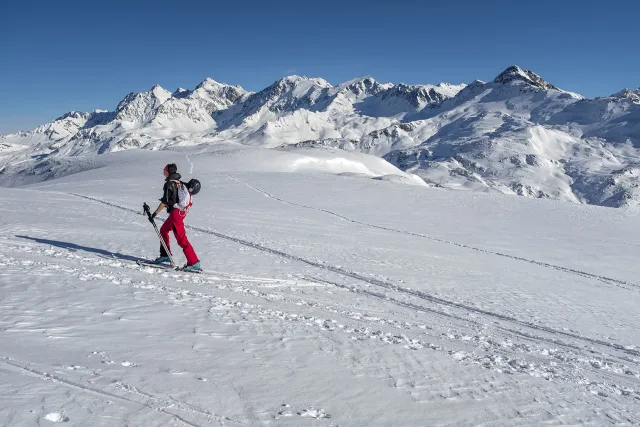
[2,65,640,208]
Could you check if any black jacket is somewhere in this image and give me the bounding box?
[160,172,182,212]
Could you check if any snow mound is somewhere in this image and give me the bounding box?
[4,145,426,189]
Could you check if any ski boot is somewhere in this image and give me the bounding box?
[182,261,202,272]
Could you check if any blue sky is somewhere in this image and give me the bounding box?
[1,0,638,133]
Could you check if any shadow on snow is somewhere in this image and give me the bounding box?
[16,235,148,263]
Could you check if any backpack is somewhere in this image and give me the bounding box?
[171,180,192,211]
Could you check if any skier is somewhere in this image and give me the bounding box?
[150,163,201,272]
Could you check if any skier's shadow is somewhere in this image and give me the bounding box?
[16,235,148,263]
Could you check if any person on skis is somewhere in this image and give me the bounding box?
[150,163,201,272]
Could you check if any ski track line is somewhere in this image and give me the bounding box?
[66,192,640,360]
[229,176,639,292]
[14,230,637,385]
[93,254,298,285]
[0,355,237,427]
[305,275,640,377]
[6,239,638,383]
[5,248,640,403]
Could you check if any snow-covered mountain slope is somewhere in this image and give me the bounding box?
[2,66,640,207]
[380,67,640,207]
[611,88,640,104]
[150,79,249,130]
[2,148,640,426]
[114,84,173,123]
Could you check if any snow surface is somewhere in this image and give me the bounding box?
[1,146,640,426]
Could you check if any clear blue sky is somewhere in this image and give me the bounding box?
[1,0,638,134]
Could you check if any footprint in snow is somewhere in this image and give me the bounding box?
[277,404,294,417]
[298,407,331,419]
[276,404,331,419]
[64,365,86,371]
[91,351,137,367]
[44,412,69,423]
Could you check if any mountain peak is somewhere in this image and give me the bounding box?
[276,75,332,88]
[611,88,640,103]
[113,85,172,122]
[189,78,248,106]
[149,84,172,99]
[172,87,191,99]
[337,76,390,97]
[255,75,332,101]
[195,78,229,91]
[149,84,170,95]
[435,82,468,92]
[493,66,558,91]
[54,111,91,121]
[341,76,376,85]
[338,76,381,87]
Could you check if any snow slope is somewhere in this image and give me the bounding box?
[1,148,639,426]
[0,144,427,188]
[382,68,640,207]
[2,66,640,207]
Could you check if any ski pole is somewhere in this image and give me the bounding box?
[143,202,176,268]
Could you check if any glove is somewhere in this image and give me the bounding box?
[149,213,157,223]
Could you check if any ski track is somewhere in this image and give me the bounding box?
[60,191,640,377]
[65,191,640,360]
[304,274,640,368]
[4,245,640,407]
[6,192,638,407]
[229,175,640,292]
[0,355,235,427]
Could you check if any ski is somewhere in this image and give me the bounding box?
[136,260,173,269]
[136,259,203,274]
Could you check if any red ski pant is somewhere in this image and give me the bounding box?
[159,209,199,265]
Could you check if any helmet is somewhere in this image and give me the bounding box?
[187,179,201,195]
